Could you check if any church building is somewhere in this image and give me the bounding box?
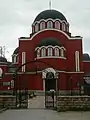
[0,9,90,95]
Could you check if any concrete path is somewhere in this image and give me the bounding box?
[0,95,90,120]
[28,96,45,109]
[0,109,90,120]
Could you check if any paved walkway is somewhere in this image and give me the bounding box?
[0,109,90,120]
[0,96,90,120]
[28,96,45,108]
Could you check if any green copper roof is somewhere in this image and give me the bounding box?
[38,38,62,47]
[13,47,19,55]
[34,9,67,23]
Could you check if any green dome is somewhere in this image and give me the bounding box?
[34,9,67,23]
[83,54,90,61]
[38,38,62,47]
[0,57,7,62]
[13,47,19,55]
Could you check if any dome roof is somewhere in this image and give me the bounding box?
[13,47,19,55]
[38,38,62,47]
[0,57,7,63]
[83,53,90,61]
[34,9,67,23]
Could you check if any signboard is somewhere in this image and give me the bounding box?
[3,82,10,86]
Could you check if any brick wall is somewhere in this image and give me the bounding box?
[57,96,90,111]
[0,96,16,109]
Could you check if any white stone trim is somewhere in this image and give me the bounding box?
[67,71,84,73]
[22,52,26,72]
[32,18,69,26]
[75,51,80,72]
[19,29,82,41]
[83,61,90,62]
[35,46,66,58]
[5,70,84,75]
[35,56,66,59]
[35,45,66,51]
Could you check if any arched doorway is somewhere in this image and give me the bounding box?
[45,72,56,91]
[42,68,58,108]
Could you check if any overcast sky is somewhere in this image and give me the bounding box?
[0,0,90,61]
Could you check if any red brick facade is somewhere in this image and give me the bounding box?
[0,9,90,93]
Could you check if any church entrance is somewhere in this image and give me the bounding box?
[45,72,57,108]
[45,72,56,91]
[13,60,58,109]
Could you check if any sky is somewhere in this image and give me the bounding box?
[0,0,90,61]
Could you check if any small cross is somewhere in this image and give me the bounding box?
[49,0,51,10]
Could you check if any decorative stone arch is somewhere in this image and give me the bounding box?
[41,47,46,57]
[42,68,58,91]
[40,21,45,30]
[42,68,57,79]
[62,22,66,31]
[35,22,39,32]
[47,20,53,29]
[54,47,60,56]
[55,20,60,29]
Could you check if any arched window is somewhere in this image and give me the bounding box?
[48,47,52,56]
[67,24,69,32]
[35,23,39,32]
[40,22,45,30]
[32,26,34,33]
[47,21,53,28]
[55,21,60,29]
[55,47,59,56]
[37,49,40,58]
[61,48,64,57]
[13,55,17,63]
[62,23,66,31]
[41,48,46,57]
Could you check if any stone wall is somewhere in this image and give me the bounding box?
[0,95,16,109]
[57,96,90,111]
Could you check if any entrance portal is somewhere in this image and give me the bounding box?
[45,72,57,108]
[45,72,56,91]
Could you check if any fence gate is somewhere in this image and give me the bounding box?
[45,90,57,108]
[45,72,57,109]
[16,89,28,109]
